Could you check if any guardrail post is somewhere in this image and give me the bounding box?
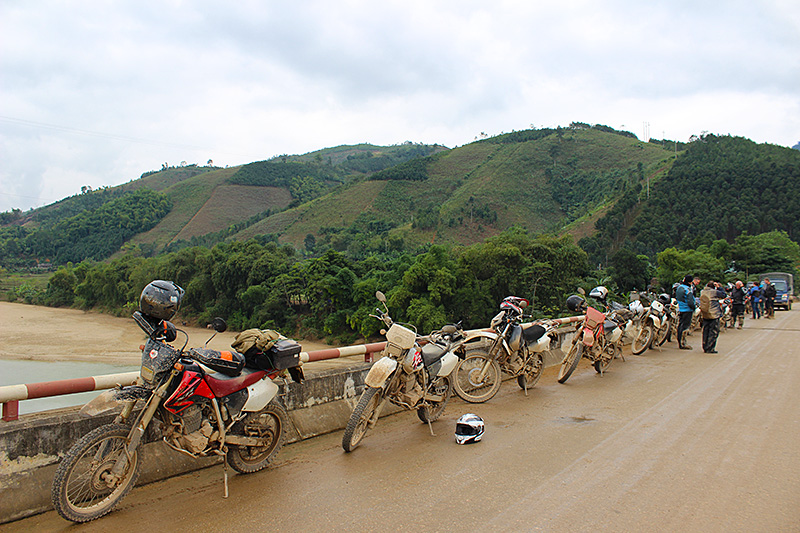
[2,400,19,422]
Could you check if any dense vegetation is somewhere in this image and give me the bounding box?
[0,189,172,267]
[31,229,590,342]
[627,135,800,255]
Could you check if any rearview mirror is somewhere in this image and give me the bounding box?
[375,291,386,303]
[210,317,227,333]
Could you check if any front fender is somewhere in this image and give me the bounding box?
[80,386,150,417]
[649,315,662,329]
[462,331,511,357]
[365,356,398,388]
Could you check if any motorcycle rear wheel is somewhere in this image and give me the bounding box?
[51,423,141,523]
[557,342,582,384]
[517,352,544,390]
[227,402,287,473]
[417,375,453,423]
[342,386,382,452]
[594,344,616,374]
[631,325,653,355]
[452,351,502,403]
[654,321,670,346]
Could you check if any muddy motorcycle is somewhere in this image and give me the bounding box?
[453,296,554,403]
[342,291,464,452]
[557,287,632,384]
[630,295,666,355]
[52,312,302,523]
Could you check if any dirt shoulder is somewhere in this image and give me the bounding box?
[0,302,331,364]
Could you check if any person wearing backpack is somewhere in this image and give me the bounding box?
[749,283,762,319]
[699,281,726,353]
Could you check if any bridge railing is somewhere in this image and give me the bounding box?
[1,318,583,422]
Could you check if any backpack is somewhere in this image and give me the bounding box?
[231,328,281,354]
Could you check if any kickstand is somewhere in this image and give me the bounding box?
[222,450,229,499]
[426,417,436,436]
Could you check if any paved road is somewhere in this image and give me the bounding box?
[6,310,799,532]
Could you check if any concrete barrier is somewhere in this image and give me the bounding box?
[0,329,574,524]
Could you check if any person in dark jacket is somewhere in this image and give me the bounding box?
[675,274,696,350]
[699,281,726,353]
[763,278,777,319]
[730,280,747,329]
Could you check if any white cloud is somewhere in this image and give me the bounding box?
[1,0,798,211]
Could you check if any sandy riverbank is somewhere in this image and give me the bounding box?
[0,302,332,364]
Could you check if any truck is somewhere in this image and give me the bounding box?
[759,272,794,310]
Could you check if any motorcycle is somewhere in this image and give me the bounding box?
[720,297,733,331]
[557,287,631,384]
[452,296,553,403]
[651,293,674,346]
[341,291,464,452]
[630,293,666,355]
[51,311,302,523]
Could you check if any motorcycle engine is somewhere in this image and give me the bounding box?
[163,404,218,455]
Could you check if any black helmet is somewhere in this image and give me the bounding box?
[139,280,184,321]
[566,294,584,312]
[658,293,671,306]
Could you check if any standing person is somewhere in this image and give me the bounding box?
[730,280,747,329]
[699,281,726,353]
[763,278,776,319]
[749,282,762,319]
[676,274,697,350]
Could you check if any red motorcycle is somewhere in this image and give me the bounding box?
[51,280,302,523]
[557,287,628,383]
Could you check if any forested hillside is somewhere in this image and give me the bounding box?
[579,134,800,265]
[0,189,171,267]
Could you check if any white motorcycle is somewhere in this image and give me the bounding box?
[341,291,463,452]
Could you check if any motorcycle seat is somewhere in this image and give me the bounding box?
[205,368,268,398]
[421,343,448,367]
[604,320,618,331]
[521,323,546,343]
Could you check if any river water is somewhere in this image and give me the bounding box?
[0,359,138,415]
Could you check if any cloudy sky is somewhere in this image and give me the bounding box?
[1,1,798,212]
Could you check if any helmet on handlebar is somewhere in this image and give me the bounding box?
[139,280,184,321]
[629,300,644,314]
[500,296,528,317]
[658,293,671,306]
[588,286,608,301]
[566,294,585,312]
[455,413,484,444]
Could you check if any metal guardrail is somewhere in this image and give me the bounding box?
[1,317,583,422]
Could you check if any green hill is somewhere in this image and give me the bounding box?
[230,126,674,252]
[5,127,798,272]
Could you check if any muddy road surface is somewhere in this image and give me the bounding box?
[4,308,799,532]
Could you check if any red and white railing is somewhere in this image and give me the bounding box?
[1,318,583,422]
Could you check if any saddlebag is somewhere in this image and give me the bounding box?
[244,339,302,371]
[191,348,245,377]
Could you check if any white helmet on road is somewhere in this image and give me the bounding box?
[455,413,485,444]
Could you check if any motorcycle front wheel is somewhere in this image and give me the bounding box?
[417,375,453,423]
[557,342,583,384]
[342,386,383,452]
[517,352,544,390]
[51,423,141,523]
[453,351,502,403]
[631,324,653,355]
[227,402,287,473]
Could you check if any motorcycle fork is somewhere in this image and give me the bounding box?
[107,370,178,480]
